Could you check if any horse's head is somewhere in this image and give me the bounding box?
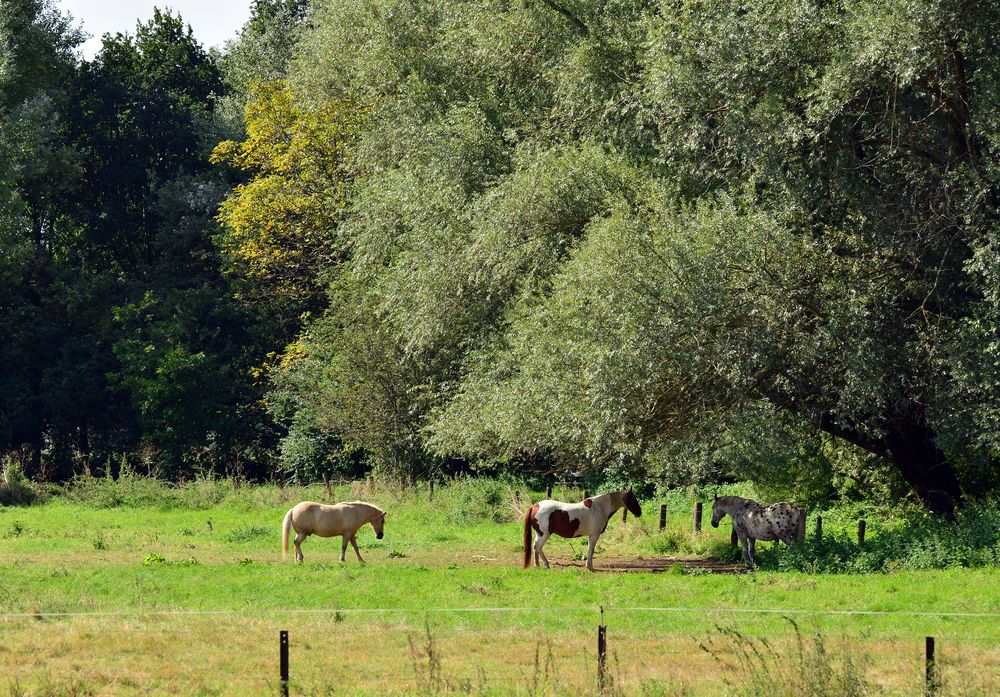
[711,493,724,528]
[371,510,386,539]
[623,488,642,517]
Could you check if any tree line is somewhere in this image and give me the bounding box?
[3,0,1000,518]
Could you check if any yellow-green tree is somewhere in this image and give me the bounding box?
[212,83,362,316]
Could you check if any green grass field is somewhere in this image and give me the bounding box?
[2,477,999,695]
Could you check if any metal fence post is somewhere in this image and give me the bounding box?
[659,504,667,532]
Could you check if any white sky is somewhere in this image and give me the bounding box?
[56,1,253,59]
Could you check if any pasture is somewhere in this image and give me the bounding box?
[2,477,1000,695]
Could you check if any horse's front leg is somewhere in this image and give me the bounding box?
[340,535,348,562]
[349,533,364,562]
[748,538,757,568]
[294,532,306,563]
[586,534,599,573]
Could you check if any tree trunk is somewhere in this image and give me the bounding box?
[818,411,963,519]
[880,419,963,520]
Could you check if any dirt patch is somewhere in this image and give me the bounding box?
[552,556,746,574]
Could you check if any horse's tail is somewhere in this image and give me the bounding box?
[282,508,293,560]
[796,507,806,543]
[523,505,534,569]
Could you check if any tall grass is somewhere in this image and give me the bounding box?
[700,620,875,697]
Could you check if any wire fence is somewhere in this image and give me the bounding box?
[5,603,999,695]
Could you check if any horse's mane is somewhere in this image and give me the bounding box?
[343,500,385,514]
[721,495,759,509]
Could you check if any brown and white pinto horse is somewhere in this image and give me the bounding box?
[523,489,642,572]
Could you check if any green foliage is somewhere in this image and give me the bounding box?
[223,525,270,543]
[452,478,515,525]
[217,0,309,131]
[0,0,81,109]
[753,498,1000,573]
[0,457,36,506]
[110,289,252,475]
[257,0,1000,514]
[7,0,1000,519]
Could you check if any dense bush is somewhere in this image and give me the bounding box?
[753,499,1000,573]
[0,458,38,506]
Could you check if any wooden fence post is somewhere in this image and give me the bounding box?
[693,502,702,533]
[429,479,434,502]
[622,508,628,523]
[597,606,607,693]
[546,483,552,499]
[659,504,667,532]
[583,489,589,501]
[858,519,866,545]
[926,636,937,696]
[280,630,289,697]
[515,490,521,507]
[815,515,823,543]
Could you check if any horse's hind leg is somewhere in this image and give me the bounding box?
[349,533,364,562]
[534,532,551,569]
[738,533,752,570]
[340,535,348,562]
[294,532,307,563]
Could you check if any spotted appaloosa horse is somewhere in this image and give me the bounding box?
[523,489,642,572]
[711,494,805,569]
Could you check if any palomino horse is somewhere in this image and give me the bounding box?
[711,494,805,569]
[281,501,386,563]
[523,489,642,572]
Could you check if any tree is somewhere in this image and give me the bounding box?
[217,0,310,131]
[265,0,1000,514]
[212,84,360,325]
[67,9,223,271]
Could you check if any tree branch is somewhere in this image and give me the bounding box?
[538,0,589,36]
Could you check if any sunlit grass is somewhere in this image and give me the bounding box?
[2,478,1000,694]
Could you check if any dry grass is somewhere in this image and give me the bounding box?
[3,616,999,696]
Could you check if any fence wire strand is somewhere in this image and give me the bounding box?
[3,605,1000,619]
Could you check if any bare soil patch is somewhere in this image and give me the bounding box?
[552,556,746,574]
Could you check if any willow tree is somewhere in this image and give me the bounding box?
[271,0,1000,515]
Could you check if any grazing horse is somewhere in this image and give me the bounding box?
[523,489,642,572]
[281,501,386,563]
[711,494,805,569]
